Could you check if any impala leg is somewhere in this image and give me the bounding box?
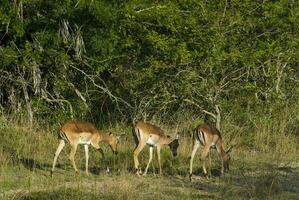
[143,147,153,176]
[201,145,210,178]
[189,142,199,181]
[208,153,212,177]
[69,144,78,173]
[91,142,105,159]
[51,140,65,176]
[91,142,108,172]
[133,141,146,174]
[84,144,89,175]
[221,159,224,175]
[216,144,225,176]
[156,146,162,175]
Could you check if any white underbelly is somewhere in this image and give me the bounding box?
[78,138,91,145]
[146,137,156,146]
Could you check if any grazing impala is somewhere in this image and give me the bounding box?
[133,121,179,175]
[189,123,232,181]
[51,121,120,176]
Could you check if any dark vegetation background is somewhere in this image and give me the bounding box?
[0,1,299,199]
[1,0,298,128]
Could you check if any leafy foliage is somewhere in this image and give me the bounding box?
[0,0,298,128]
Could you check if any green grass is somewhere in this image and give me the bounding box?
[0,116,298,200]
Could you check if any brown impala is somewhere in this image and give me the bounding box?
[133,121,179,175]
[189,123,232,181]
[51,121,120,176]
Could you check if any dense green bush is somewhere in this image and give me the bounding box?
[0,0,298,128]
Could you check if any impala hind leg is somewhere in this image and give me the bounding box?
[189,142,199,181]
[201,145,211,178]
[143,147,153,175]
[69,144,78,173]
[133,141,146,175]
[51,139,65,176]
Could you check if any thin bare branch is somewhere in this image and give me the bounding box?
[69,65,133,110]
[67,81,88,108]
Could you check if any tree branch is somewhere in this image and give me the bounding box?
[69,65,133,110]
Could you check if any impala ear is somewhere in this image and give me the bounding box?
[109,132,113,136]
[226,146,233,154]
[175,125,179,140]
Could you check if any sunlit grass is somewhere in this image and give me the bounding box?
[0,115,298,200]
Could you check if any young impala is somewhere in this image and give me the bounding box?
[51,121,120,176]
[133,121,179,175]
[189,123,232,181]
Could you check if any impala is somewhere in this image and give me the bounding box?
[189,123,232,181]
[133,121,179,175]
[51,121,120,176]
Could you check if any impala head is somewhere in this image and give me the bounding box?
[168,132,180,157]
[223,146,232,172]
[108,132,121,155]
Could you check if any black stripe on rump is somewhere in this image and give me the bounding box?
[59,130,70,143]
[136,128,141,142]
[196,129,204,145]
[193,128,198,141]
[201,130,206,145]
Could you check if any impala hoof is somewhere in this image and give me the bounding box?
[106,167,110,173]
[189,173,193,182]
[135,168,142,175]
[203,173,209,179]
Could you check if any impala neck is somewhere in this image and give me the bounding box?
[218,143,228,158]
[161,136,174,145]
[99,132,113,144]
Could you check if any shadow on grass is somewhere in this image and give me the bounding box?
[19,157,106,176]
[17,189,98,200]
[19,158,53,171]
[16,188,217,200]
[185,167,299,199]
[89,166,108,175]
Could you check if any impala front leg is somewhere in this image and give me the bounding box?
[216,143,226,176]
[98,148,105,159]
[157,146,162,175]
[143,147,153,176]
[91,142,105,159]
[69,144,78,173]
